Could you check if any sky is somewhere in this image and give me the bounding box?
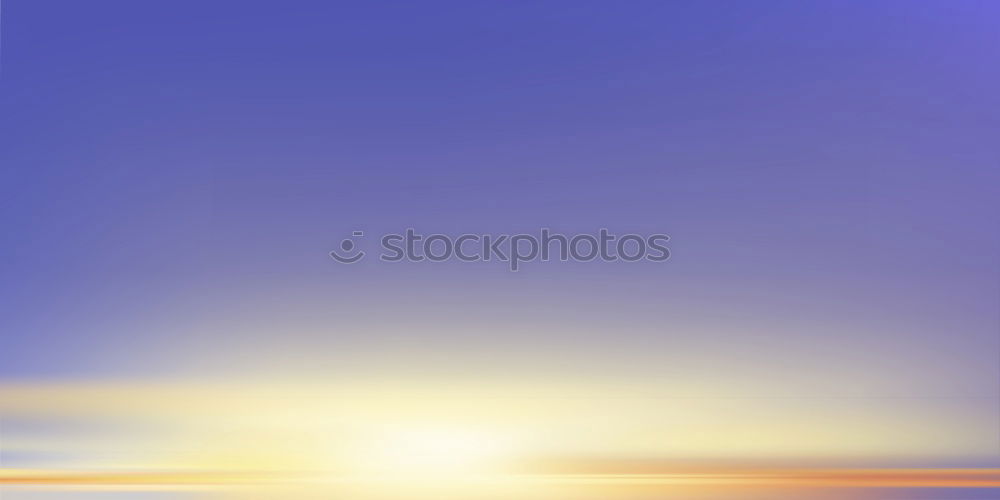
[1,1,999,496]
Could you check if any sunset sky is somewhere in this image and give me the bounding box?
[2,1,998,498]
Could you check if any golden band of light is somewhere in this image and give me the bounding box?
[3,468,999,488]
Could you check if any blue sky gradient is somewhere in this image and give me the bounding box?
[1,1,998,471]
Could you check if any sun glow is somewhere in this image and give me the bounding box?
[347,426,511,479]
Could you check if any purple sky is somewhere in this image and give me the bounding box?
[1,0,998,465]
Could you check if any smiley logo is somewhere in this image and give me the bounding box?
[329,231,366,263]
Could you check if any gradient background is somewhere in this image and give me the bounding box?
[2,1,999,498]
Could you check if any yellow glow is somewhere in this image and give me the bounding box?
[346,426,509,478]
[1,376,996,480]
